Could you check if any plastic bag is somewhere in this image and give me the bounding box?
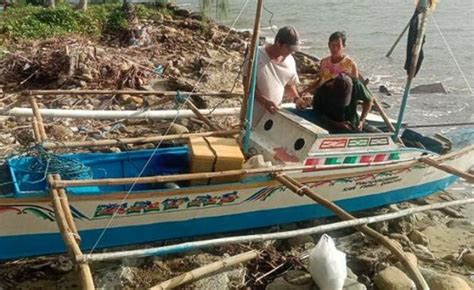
[308,234,347,290]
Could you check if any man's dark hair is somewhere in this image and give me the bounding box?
[328,31,347,46]
[275,26,300,49]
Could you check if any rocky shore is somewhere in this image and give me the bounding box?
[0,4,472,289]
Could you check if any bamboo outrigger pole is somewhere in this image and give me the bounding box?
[275,173,430,290]
[393,0,430,140]
[29,102,93,288]
[22,90,242,98]
[42,130,239,149]
[48,175,94,289]
[420,157,474,183]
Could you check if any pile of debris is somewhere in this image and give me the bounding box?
[0,12,251,93]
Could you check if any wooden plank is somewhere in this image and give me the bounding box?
[42,130,239,149]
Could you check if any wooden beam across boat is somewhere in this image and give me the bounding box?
[42,130,239,149]
[275,173,429,290]
[50,157,421,189]
[50,144,474,189]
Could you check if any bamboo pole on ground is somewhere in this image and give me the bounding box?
[420,157,474,183]
[22,90,242,98]
[240,0,264,126]
[42,130,239,149]
[83,197,474,262]
[149,250,259,290]
[274,173,429,290]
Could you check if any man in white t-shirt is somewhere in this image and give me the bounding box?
[243,26,305,125]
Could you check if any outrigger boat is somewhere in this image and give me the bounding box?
[0,0,472,276]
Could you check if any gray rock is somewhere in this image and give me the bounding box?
[168,123,189,135]
[446,219,474,231]
[50,256,74,273]
[94,265,136,289]
[286,235,315,247]
[420,267,471,290]
[411,82,447,94]
[373,266,416,290]
[343,278,367,290]
[408,230,429,246]
[379,85,392,96]
[462,252,474,268]
[191,267,245,290]
[414,244,436,261]
[266,270,313,290]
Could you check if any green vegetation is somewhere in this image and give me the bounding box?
[0,4,166,40]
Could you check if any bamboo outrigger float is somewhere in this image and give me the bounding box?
[1,0,473,289]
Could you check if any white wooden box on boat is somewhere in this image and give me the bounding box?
[250,110,327,164]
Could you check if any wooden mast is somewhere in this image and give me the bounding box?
[240,0,264,128]
[393,0,430,139]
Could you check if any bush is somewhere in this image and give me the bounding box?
[0,4,160,40]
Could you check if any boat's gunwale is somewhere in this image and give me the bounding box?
[0,151,458,203]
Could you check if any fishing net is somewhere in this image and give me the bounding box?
[17,144,92,184]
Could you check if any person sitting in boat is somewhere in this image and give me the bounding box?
[243,26,304,125]
[312,73,373,133]
[301,31,359,95]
